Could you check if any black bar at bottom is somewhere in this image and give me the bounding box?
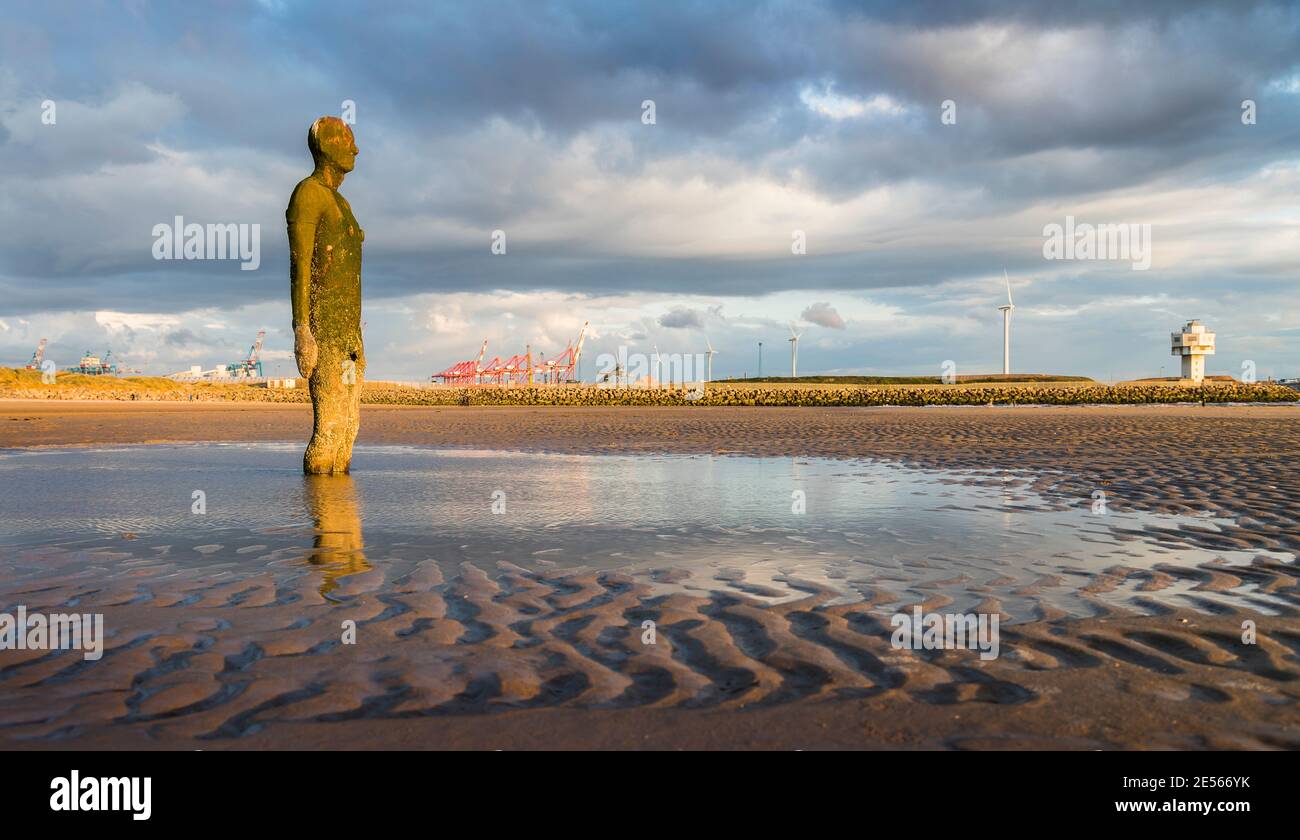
[0,749,1285,826]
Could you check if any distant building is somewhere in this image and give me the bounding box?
[1171,320,1215,383]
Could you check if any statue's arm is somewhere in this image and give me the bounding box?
[287,185,324,327]
[288,222,316,327]
[286,184,325,377]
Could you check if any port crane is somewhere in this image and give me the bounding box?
[24,338,47,370]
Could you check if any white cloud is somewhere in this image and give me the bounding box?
[94,311,182,332]
[801,301,846,329]
[800,86,909,120]
[1268,73,1300,94]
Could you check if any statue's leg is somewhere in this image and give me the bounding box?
[304,344,360,475]
[332,349,364,472]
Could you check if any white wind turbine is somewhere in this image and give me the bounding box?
[997,269,1015,376]
[788,322,802,378]
[652,343,662,388]
[704,335,717,382]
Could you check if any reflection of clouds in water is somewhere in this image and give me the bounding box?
[0,444,1292,620]
[302,474,369,599]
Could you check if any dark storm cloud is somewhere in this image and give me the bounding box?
[0,0,1297,317]
[164,328,200,347]
[830,0,1280,27]
[658,307,705,329]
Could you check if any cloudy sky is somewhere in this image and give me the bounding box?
[1,0,1297,381]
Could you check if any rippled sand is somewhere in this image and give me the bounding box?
[3,552,1296,749]
[1,402,1296,749]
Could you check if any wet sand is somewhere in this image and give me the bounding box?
[1,401,1297,749]
[3,401,1298,468]
[6,401,1297,553]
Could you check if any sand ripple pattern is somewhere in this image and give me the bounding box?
[2,557,1297,746]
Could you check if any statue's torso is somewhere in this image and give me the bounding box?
[291,175,364,347]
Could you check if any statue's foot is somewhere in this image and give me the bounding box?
[303,463,349,475]
[303,441,354,475]
[304,450,339,475]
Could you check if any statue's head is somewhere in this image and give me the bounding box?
[308,116,357,173]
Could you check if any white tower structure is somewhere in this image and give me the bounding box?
[997,270,1014,376]
[1171,319,1215,383]
[704,336,717,382]
[788,322,801,378]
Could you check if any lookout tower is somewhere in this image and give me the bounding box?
[1171,319,1215,383]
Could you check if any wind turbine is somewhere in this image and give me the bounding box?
[997,269,1015,376]
[704,336,717,382]
[788,322,801,378]
[652,343,661,388]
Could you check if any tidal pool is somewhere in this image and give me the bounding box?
[0,443,1289,620]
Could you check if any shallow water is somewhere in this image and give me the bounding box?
[0,443,1289,620]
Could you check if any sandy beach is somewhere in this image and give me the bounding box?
[1,401,1297,749]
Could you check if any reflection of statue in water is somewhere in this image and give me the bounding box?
[287,116,365,475]
[303,474,370,598]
